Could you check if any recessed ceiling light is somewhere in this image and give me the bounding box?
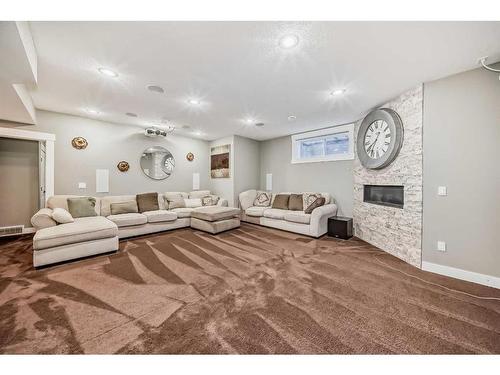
[86,109,99,115]
[98,67,118,78]
[187,99,201,105]
[192,131,202,136]
[330,89,346,96]
[279,34,299,49]
[125,112,138,117]
[147,85,164,94]
[288,115,297,121]
[244,118,254,124]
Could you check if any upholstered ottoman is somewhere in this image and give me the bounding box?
[191,206,241,234]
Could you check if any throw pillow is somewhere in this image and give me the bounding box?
[288,194,304,211]
[67,197,98,218]
[304,197,326,214]
[201,195,220,206]
[184,198,203,208]
[168,198,186,210]
[303,193,322,210]
[271,194,290,210]
[253,191,272,207]
[110,200,138,215]
[52,208,74,224]
[136,192,159,213]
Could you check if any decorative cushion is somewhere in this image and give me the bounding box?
[288,194,304,211]
[31,208,57,230]
[164,192,189,202]
[202,195,220,206]
[136,192,159,213]
[52,208,74,224]
[67,197,98,218]
[170,207,195,218]
[245,206,267,217]
[110,200,138,215]
[168,198,186,210]
[142,210,177,223]
[284,211,311,224]
[184,198,203,208]
[106,213,148,227]
[253,191,272,207]
[271,194,290,210]
[189,190,211,199]
[263,208,288,220]
[304,197,326,214]
[303,193,322,211]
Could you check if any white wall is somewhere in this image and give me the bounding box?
[13,110,210,196]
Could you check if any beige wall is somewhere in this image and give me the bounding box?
[15,110,210,197]
[422,65,500,277]
[259,135,354,217]
[234,135,260,207]
[0,137,39,227]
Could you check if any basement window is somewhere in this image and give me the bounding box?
[291,123,355,163]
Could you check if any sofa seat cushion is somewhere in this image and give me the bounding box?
[245,206,267,217]
[106,213,148,227]
[170,207,195,218]
[33,216,118,250]
[263,208,289,220]
[191,206,240,222]
[284,211,311,224]
[142,210,177,223]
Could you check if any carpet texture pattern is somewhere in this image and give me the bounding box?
[1,224,499,354]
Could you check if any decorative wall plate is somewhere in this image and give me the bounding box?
[117,161,130,172]
[186,152,195,162]
[71,136,88,150]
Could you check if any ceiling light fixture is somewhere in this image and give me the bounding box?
[98,67,118,78]
[330,89,346,96]
[287,115,297,121]
[187,99,201,105]
[279,34,299,49]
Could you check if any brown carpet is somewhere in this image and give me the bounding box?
[1,223,499,354]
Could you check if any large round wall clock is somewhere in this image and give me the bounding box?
[357,108,404,169]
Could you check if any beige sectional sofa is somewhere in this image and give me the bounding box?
[30,190,227,267]
[239,190,337,237]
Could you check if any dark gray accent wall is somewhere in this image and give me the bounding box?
[259,135,354,217]
[422,64,500,277]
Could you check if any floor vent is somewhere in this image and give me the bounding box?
[0,225,25,237]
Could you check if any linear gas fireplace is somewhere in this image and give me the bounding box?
[363,185,404,209]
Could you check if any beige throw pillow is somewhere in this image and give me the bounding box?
[253,191,272,207]
[67,197,98,218]
[168,198,186,210]
[52,208,74,224]
[110,200,138,215]
[184,198,203,208]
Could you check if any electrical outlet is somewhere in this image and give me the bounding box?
[437,241,446,252]
[438,186,447,196]
[78,182,86,189]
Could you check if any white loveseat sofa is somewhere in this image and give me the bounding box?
[238,190,337,237]
[30,190,227,267]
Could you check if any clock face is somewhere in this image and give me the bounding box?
[364,120,391,159]
[356,108,403,169]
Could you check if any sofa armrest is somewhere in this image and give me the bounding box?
[309,204,338,237]
[31,208,57,230]
[239,190,257,210]
[217,199,228,207]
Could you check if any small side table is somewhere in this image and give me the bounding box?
[327,216,353,240]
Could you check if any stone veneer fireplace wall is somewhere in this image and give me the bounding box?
[353,85,423,268]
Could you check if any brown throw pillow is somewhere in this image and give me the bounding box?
[272,194,290,210]
[136,192,159,213]
[288,194,304,211]
[304,197,326,214]
[67,197,98,218]
[110,200,138,215]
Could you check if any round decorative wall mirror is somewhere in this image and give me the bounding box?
[140,146,175,180]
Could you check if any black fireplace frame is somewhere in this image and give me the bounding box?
[363,185,404,209]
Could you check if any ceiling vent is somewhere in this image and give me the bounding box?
[147,85,165,93]
[255,122,265,127]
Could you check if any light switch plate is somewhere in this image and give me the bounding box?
[438,186,447,196]
[437,241,446,252]
[78,182,86,189]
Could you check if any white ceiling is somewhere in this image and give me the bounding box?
[29,21,500,141]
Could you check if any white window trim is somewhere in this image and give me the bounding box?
[291,123,355,164]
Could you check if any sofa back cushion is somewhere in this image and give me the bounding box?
[239,190,257,210]
[168,198,186,210]
[272,194,290,210]
[47,195,101,215]
[288,194,304,211]
[189,190,211,199]
[67,197,98,218]
[100,195,136,217]
[110,200,139,215]
[136,192,160,213]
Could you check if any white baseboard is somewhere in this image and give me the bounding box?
[422,261,500,290]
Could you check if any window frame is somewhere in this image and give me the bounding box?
[291,123,355,164]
